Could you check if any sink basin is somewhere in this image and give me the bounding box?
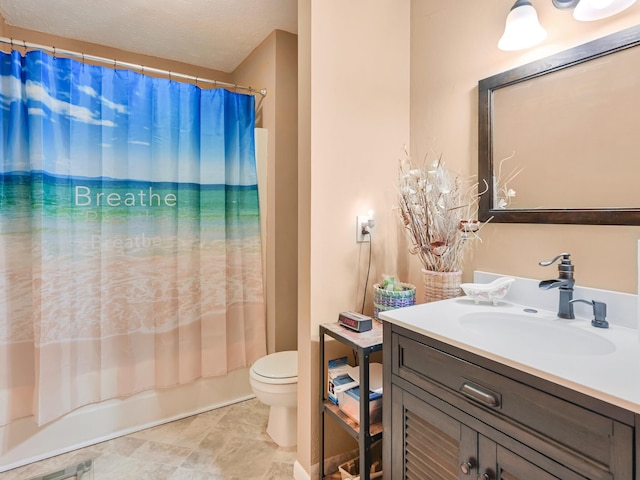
[458,311,616,356]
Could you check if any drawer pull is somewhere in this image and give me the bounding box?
[460,461,474,475]
[460,382,501,408]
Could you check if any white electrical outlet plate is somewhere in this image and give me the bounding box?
[356,216,370,243]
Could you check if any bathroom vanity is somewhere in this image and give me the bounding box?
[380,298,640,479]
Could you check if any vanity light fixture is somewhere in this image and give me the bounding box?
[499,0,637,50]
[498,0,548,51]
[573,0,637,21]
[552,0,580,8]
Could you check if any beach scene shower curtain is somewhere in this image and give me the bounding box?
[0,50,266,425]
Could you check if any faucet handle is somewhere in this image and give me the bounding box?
[538,253,571,267]
[539,253,574,279]
[569,298,609,329]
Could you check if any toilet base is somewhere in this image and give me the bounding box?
[266,405,297,448]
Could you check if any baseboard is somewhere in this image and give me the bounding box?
[293,461,310,480]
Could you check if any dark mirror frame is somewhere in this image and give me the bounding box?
[478,24,640,225]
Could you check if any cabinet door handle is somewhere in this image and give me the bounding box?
[460,461,474,475]
[477,474,490,480]
[460,382,501,408]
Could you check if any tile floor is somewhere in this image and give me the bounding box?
[0,398,296,480]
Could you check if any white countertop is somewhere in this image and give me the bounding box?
[379,297,640,414]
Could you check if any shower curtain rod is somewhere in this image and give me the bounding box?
[0,36,267,97]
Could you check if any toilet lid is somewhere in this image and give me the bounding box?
[252,350,297,380]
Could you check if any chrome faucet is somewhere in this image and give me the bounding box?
[538,253,575,319]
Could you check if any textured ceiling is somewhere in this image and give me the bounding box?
[0,0,298,73]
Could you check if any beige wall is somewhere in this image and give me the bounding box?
[299,1,640,476]
[272,31,299,353]
[297,0,313,474]
[234,30,299,353]
[298,0,411,475]
[409,0,640,295]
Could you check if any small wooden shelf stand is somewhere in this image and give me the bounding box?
[319,321,383,480]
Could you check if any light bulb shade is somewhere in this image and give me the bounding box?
[573,0,637,21]
[498,0,548,51]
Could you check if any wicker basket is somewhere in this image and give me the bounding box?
[422,269,462,303]
[373,282,416,320]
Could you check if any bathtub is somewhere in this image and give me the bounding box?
[0,368,253,472]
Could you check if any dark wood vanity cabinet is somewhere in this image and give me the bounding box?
[382,322,636,480]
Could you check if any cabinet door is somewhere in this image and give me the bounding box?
[392,386,477,480]
[392,386,591,480]
[478,435,588,480]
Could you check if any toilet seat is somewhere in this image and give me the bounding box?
[250,350,298,385]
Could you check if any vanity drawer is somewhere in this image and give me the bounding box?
[394,332,620,470]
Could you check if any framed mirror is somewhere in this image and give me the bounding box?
[478,25,640,225]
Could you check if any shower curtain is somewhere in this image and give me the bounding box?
[0,50,266,425]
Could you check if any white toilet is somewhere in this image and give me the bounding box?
[249,350,298,448]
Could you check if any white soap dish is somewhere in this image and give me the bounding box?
[460,277,515,305]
